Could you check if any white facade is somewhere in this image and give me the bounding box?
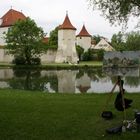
[40,50,57,63]
[55,29,78,63]
[76,36,91,52]
[0,27,8,46]
[0,48,13,63]
[94,38,115,51]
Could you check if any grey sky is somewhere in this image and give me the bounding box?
[0,0,138,40]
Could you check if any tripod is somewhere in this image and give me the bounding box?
[102,76,126,121]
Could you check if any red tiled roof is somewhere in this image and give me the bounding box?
[77,25,91,37]
[0,9,26,27]
[59,14,76,30]
[42,37,49,44]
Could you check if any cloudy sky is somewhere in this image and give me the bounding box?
[0,0,138,40]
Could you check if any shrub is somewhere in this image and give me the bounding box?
[13,56,26,65]
[30,58,41,65]
[76,45,84,61]
[82,49,105,61]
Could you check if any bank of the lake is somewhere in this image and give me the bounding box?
[0,89,140,140]
[0,61,103,69]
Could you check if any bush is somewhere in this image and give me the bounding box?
[12,56,41,65]
[82,49,105,61]
[13,56,26,65]
[30,58,41,65]
[76,45,84,61]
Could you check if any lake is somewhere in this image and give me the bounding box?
[0,67,140,93]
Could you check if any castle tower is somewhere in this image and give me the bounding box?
[55,13,79,63]
[76,24,91,51]
[0,8,26,46]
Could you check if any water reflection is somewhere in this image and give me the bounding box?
[0,68,140,93]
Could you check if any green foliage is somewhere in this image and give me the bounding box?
[76,45,84,61]
[92,35,101,44]
[125,31,140,50]
[111,31,140,51]
[82,49,105,61]
[111,32,125,51]
[48,26,59,48]
[12,56,26,65]
[88,0,140,25]
[5,17,45,65]
[96,49,105,60]
[82,51,90,61]
[30,58,41,65]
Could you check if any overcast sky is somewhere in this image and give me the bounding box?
[0,0,139,40]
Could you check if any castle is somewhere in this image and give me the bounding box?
[0,8,114,63]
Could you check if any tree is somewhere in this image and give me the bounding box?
[125,31,140,50]
[111,31,140,51]
[92,35,101,44]
[48,26,59,49]
[111,31,125,51]
[5,17,45,65]
[76,45,84,61]
[88,0,140,25]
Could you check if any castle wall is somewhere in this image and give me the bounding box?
[76,36,91,52]
[41,49,57,63]
[0,27,8,46]
[0,48,57,63]
[0,48,13,62]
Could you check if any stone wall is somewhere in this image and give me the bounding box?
[0,27,8,46]
[0,48,57,64]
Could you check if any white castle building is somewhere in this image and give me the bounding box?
[0,9,26,46]
[76,24,92,52]
[0,9,26,62]
[0,8,114,63]
[55,13,78,63]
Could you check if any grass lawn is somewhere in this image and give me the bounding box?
[0,89,140,140]
[0,61,102,70]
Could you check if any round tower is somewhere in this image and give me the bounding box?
[55,13,78,63]
[76,24,92,52]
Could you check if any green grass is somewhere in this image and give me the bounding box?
[0,89,140,140]
[0,61,102,70]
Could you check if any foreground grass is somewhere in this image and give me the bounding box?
[0,89,140,140]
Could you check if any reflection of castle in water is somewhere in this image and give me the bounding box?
[57,70,78,93]
[0,68,140,93]
[76,73,91,93]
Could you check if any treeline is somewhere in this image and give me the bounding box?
[111,31,140,51]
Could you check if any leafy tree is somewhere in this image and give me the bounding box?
[48,26,59,48]
[76,45,84,61]
[92,35,101,44]
[111,31,125,51]
[125,31,140,50]
[82,49,104,61]
[88,0,140,25]
[111,31,140,51]
[5,17,45,65]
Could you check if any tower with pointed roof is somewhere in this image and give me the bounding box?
[55,13,78,63]
[0,8,26,46]
[76,24,91,51]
